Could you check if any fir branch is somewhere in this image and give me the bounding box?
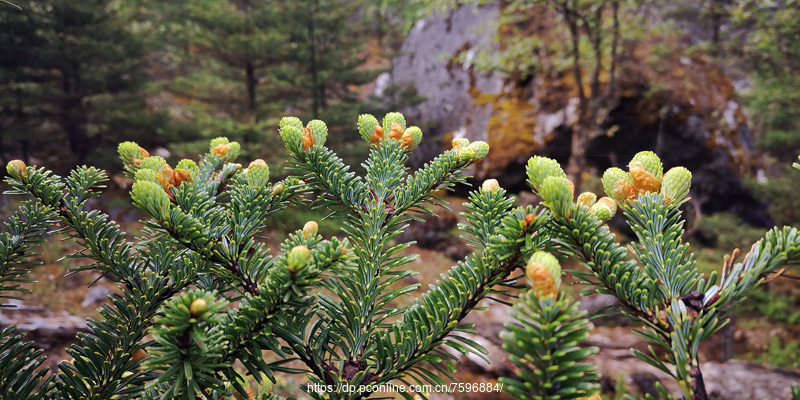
[364,198,543,397]
[54,264,195,399]
[150,177,308,296]
[291,145,369,217]
[548,203,663,328]
[0,326,52,399]
[711,226,800,309]
[392,149,470,217]
[624,193,701,303]
[0,200,58,301]
[500,292,600,400]
[5,166,139,285]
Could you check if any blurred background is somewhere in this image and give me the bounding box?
[1,0,799,398]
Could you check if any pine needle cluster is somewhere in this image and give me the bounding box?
[1,112,540,400]
[3,118,798,400]
[500,152,800,400]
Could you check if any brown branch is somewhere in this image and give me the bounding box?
[690,363,709,400]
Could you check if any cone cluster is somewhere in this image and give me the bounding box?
[451,137,489,163]
[601,151,692,205]
[357,113,422,152]
[527,156,617,221]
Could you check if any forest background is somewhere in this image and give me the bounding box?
[1,0,799,398]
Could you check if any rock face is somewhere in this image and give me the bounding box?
[392,3,504,167]
[390,3,770,225]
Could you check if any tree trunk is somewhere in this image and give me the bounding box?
[610,0,620,92]
[60,67,90,165]
[63,102,89,165]
[245,61,258,120]
[710,0,723,56]
[562,3,588,190]
[567,125,587,190]
[563,5,586,105]
[0,130,6,164]
[590,4,603,97]
[21,139,30,165]
[307,0,320,118]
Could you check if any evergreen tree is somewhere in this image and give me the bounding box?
[278,0,380,127]
[179,0,286,122]
[0,0,165,168]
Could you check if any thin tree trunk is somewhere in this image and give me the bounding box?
[60,68,89,165]
[563,4,586,105]
[590,4,603,97]
[0,130,6,164]
[562,2,588,188]
[245,61,257,120]
[610,0,620,92]
[21,139,30,165]
[710,0,722,56]
[307,0,320,118]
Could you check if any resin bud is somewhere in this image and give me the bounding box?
[525,251,562,299]
[287,245,311,272]
[602,167,633,204]
[451,137,470,150]
[306,119,328,147]
[357,114,379,142]
[405,126,423,147]
[632,151,663,179]
[209,137,229,152]
[526,156,567,192]
[131,180,171,220]
[369,125,385,145]
[134,168,160,183]
[576,192,597,208]
[629,160,661,194]
[401,131,416,150]
[139,156,167,172]
[176,159,199,178]
[589,197,617,220]
[189,298,208,317]
[301,127,316,151]
[457,146,476,163]
[539,176,574,220]
[661,166,692,203]
[481,179,500,193]
[118,142,142,164]
[467,141,489,161]
[279,116,304,131]
[244,159,270,187]
[388,121,404,141]
[381,112,406,136]
[6,160,27,179]
[280,125,305,155]
[303,221,318,238]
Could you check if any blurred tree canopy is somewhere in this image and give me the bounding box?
[667,0,800,161]
[0,0,168,170]
[728,0,800,161]
[2,0,798,178]
[1,0,395,176]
